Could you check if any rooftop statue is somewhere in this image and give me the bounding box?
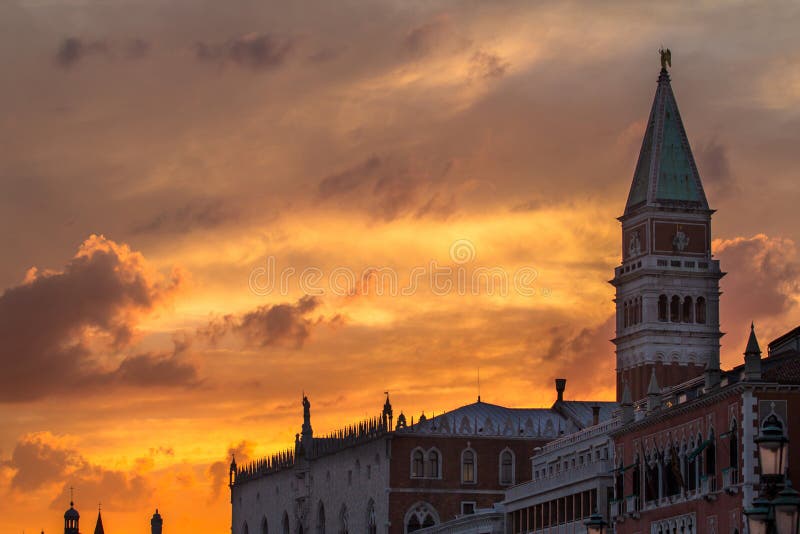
[660,47,672,70]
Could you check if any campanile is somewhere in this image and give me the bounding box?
[611,60,724,402]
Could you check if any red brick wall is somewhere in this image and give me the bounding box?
[388,435,547,534]
[614,391,743,534]
[617,363,705,402]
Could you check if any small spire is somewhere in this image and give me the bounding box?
[646,368,660,413]
[647,367,660,395]
[622,381,633,406]
[621,381,634,424]
[746,322,762,355]
[744,322,763,381]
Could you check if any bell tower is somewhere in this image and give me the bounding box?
[611,58,724,402]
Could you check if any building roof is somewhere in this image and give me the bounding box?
[625,67,709,215]
[399,401,574,439]
[552,401,618,429]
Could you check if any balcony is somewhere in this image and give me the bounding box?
[722,467,739,494]
[625,495,639,518]
[700,475,717,500]
[610,499,621,520]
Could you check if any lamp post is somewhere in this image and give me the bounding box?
[584,511,608,534]
[744,415,800,534]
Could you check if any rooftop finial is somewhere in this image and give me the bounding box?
[659,47,672,70]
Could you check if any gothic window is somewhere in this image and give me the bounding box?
[658,295,668,321]
[462,449,476,483]
[632,455,641,509]
[665,445,682,497]
[317,503,325,534]
[243,522,250,534]
[262,517,269,534]
[683,297,693,323]
[729,419,738,475]
[367,500,377,534]
[405,503,438,534]
[696,297,706,324]
[500,449,514,485]
[339,505,349,534]
[426,449,440,478]
[283,513,290,534]
[645,453,658,503]
[670,295,681,322]
[411,449,424,478]
[706,430,716,480]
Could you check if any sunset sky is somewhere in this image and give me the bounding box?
[1,1,800,532]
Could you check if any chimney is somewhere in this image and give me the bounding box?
[591,405,600,426]
[744,322,763,381]
[555,378,566,402]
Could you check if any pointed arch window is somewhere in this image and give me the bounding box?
[338,505,349,534]
[282,512,290,534]
[411,449,424,478]
[316,503,325,534]
[243,522,250,534]
[426,450,440,479]
[262,517,269,534]
[729,419,738,474]
[461,449,476,484]
[500,449,514,485]
[405,503,438,534]
[367,500,377,534]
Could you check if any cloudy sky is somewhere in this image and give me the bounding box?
[1,0,800,532]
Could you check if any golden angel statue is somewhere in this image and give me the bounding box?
[660,48,672,70]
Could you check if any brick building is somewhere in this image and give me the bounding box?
[611,326,800,534]
[229,387,615,534]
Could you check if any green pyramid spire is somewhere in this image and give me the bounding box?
[625,66,709,214]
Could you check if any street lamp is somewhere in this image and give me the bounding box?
[745,497,772,534]
[773,482,800,534]
[756,415,789,481]
[584,511,608,534]
[745,415,800,534]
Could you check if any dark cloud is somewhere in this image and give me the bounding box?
[195,33,294,70]
[3,433,152,511]
[539,315,616,395]
[470,50,509,79]
[55,37,149,68]
[207,441,253,501]
[696,139,737,199]
[403,16,451,58]
[0,235,191,402]
[716,234,800,326]
[317,155,458,221]
[100,336,198,388]
[132,199,238,234]
[200,295,326,348]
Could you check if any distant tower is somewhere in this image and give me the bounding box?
[93,506,105,534]
[64,498,80,534]
[151,509,163,534]
[612,59,724,402]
